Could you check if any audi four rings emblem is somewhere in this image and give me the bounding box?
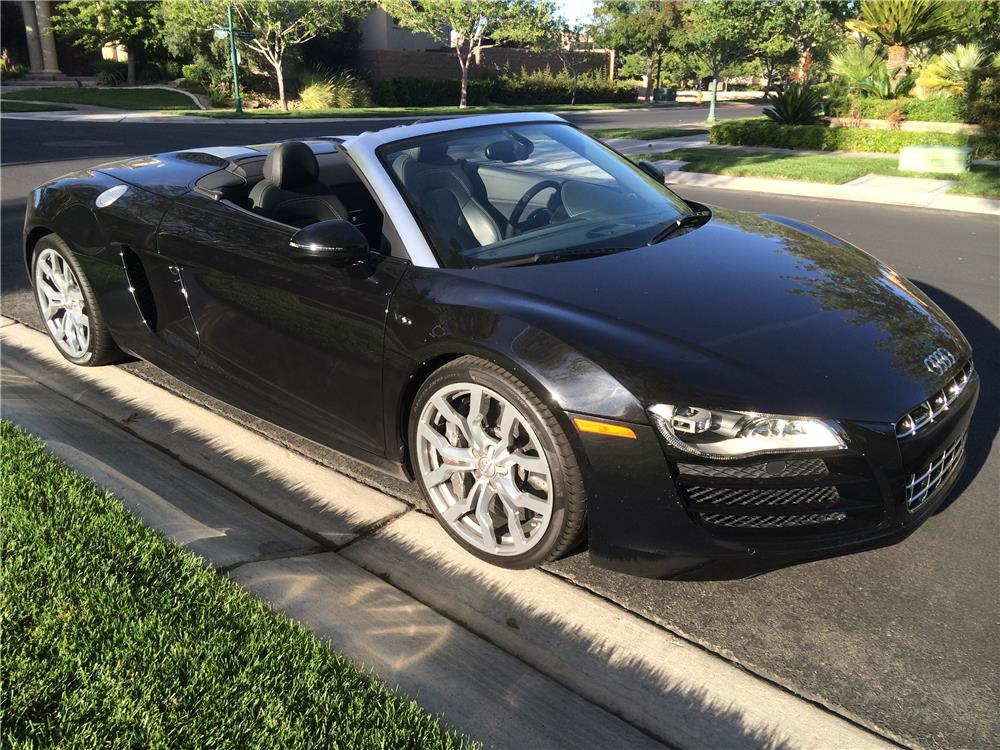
[924,347,957,376]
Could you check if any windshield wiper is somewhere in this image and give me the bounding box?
[646,209,712,246]
[474,247,629,269]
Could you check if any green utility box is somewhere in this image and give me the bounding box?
[653,87,677,102]
[898,145,972,175]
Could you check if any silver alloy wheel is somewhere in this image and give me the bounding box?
[416,382,554,556]
[34,247,90,359]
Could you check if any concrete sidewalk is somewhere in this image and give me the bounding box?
[1,317,899,750]
[658,167,1000,215]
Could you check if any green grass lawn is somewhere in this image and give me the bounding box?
[176,101,680,119]
[0,420,476,750]
[588,127,709,140]
[3,87,195,110]
[643,147,1000,198]
[1,100,76,112]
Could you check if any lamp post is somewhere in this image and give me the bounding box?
[227,4,243,114]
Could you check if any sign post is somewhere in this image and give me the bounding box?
[226,4,243,114]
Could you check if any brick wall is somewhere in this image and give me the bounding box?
[356,48,612,82]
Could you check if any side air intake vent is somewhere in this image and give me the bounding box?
[120,247,158,331]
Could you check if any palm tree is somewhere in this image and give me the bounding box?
[938,43,995,102]
[847,0,954,78]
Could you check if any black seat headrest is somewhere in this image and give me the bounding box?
[417,141,451,164]
[263,141,319,189]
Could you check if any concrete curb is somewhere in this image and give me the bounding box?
[1,317,901,750]
[658,168,1000,216]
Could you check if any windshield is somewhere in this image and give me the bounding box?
[379,122,692,268]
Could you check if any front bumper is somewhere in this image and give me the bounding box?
[571,373,980,579]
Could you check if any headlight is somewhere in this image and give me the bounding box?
[649,404,845,460]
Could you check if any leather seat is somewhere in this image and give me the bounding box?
[394,143,505,255]
[248,141,347,227]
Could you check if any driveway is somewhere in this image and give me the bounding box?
[2,114,996,750]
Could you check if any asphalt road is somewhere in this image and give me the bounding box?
[2,112,997,750]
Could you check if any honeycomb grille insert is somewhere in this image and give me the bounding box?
[686,485,839,507]
[701,512,848,530]
[677,459,828,479]
[896,360,974,438]
[905,432,966,511]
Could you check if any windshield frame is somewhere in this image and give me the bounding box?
[374,121,693,270]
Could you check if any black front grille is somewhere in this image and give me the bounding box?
[675,456,881,536]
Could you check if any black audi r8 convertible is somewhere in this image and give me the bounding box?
[24,112,978,577]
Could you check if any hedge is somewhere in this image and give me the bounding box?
[710,118,1000,160]
[373,77,492,107]
[826,96,967,123]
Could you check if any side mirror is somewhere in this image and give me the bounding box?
[289,220,369,264]
[637,159,665,183]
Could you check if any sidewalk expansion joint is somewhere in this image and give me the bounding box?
[220,547,330,575]
[335,507,415,553]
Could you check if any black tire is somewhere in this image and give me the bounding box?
[409,355,587,569]
[30,233,122,367]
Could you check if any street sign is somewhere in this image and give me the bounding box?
[236,30,256,41]
[213,28,228,40]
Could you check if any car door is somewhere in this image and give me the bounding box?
[156,194,407,456]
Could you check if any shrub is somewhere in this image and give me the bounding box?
[763,84,823,125]
[710,118,999,159]
[968,76,999,131]
[182,59,214,89]
[95,60,127,87]
[138,60,181,84]
[0,51,26,79]
[372,77,491,107]
[298,70,371,109]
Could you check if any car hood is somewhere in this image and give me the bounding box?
[469,208,970,423]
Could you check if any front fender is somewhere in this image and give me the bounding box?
[382,265,646,468]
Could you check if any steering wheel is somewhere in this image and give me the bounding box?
[509,180,563,235]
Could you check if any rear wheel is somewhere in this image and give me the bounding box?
[409,356,587,568]
[31,234,120,366]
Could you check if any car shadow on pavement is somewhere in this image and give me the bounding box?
[914,281,998,508]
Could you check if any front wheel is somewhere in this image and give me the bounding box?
[409,356,587,569]
[31,234,121,366]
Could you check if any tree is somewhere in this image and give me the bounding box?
[593,1,683,102]
[540,17,594,105]
[379,0,557,108]
[681,0,760,120]
[750,0,843,90]
[52,0,162,85]
[160,0,365,111]
[846,0,954,80]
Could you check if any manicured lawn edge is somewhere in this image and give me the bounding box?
[0,100,75,112]
[640,147,1000,198]
[3,87,196,110]
[0,420,477,749]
